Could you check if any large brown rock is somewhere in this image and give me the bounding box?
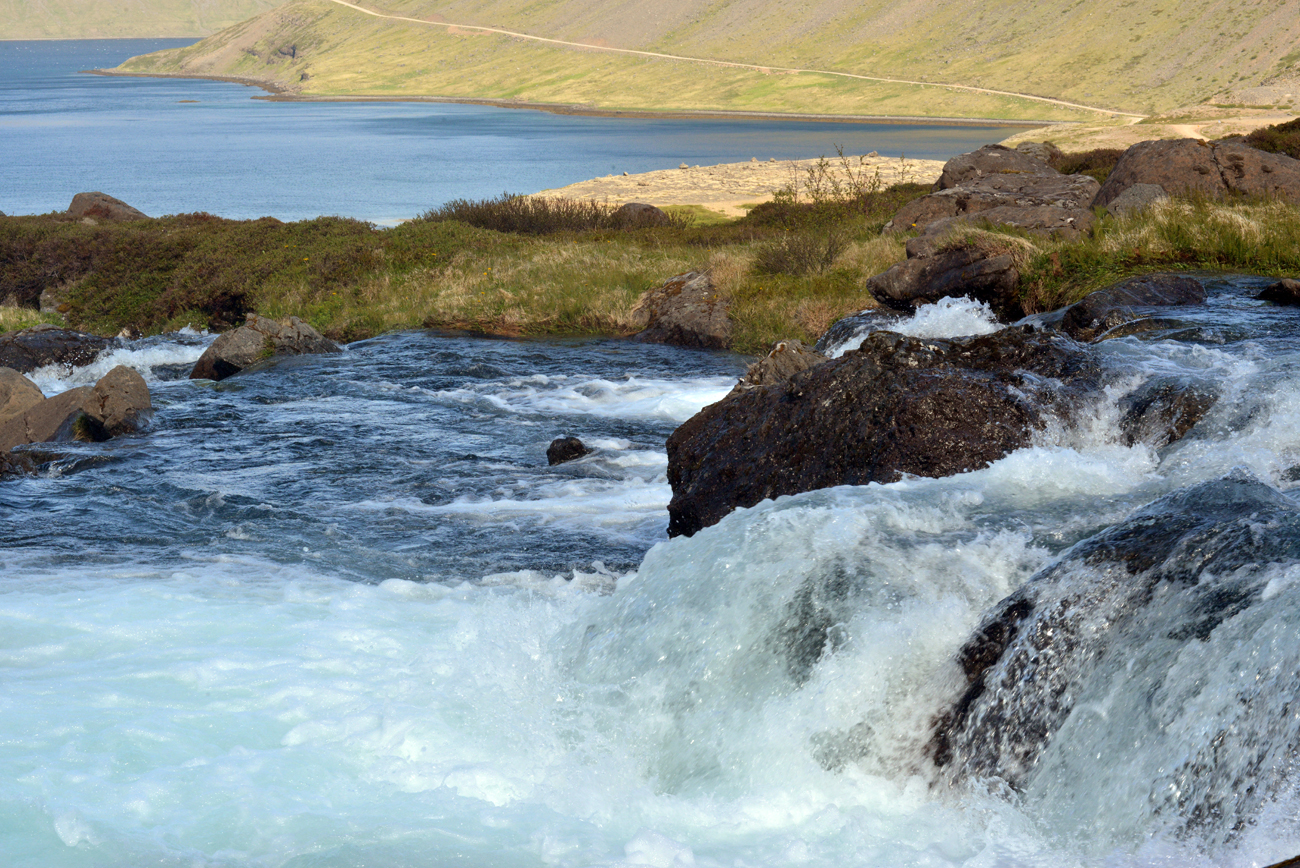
[190,314,342,381]
[1093,139,1300,209]
[630,272,731,350]
[0,365,151,454]
[886,145,1099,239]
[66,192,149,221]
[865,247,1022,320]
[0,367,45,427]
[611,202,670,228]
[665,326,1099,537]
[0,325,112,374]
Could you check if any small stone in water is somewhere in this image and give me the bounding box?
[547,436,591,465]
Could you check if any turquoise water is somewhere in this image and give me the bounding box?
[0,39,1019,223]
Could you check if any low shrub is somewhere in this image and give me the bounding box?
[1239,117,1300,160]
[753,224,852,276]
[419,194,694,235]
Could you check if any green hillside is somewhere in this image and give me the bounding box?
[114,0,1300,120]
[0,0,282,38]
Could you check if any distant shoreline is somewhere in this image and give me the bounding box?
[85,69,1057,128]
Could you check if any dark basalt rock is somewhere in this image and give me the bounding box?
[665,326,1099,537]
[930,473,1300,839]
[630,271,730,350]
[547,436,591,465]
[1117,377,1217,448]
[0,325,112,374]
[865,246,1022,320]
[190,314,341,381]
[1056,273,1207,342]
[1258,278,1300,305]
[813,309,906,356]
[1093,139,1300,210]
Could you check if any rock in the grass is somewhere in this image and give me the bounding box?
[611,202,670,228]
[1103,182,1168,216]
[1258,278,1300,305]
[1093,139,1300,209]
[547,436,591,465]
[865,246,1022,320]
[630,271,731,350]
[189,314,341,381]
[1055,274,1207,342]
[731,339,827,394]
[0,365,151,454]
[885,145,1099,239]
[0,367,45,428]
[0,325,113,374]
[665,326,1099,537]
[1014,141,1064,164]
[66,191,150,222]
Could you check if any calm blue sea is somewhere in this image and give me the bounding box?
[0,39,1019,223]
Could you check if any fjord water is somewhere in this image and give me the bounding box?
[6,275,1300,867]
[0,40,1018,222]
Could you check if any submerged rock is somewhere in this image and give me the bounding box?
[930,473,1300,841]
[630,271,731,350]
[547,436,591,465]
[665,326,1098,537]
[0,325,112,374]
[1054,273,1207,342]
[190,314,341,381]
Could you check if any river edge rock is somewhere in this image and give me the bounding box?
[0,365,152,476]
[630,271,731,350]
[190,314,341,381]
[0,325,113,374]
[665,327,1099,537]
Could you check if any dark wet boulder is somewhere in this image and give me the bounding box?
[190,314,341,381]
[665,326,1099,536]
[547,436,591,465]
[1055,273,1206,342]
[611,202,670,228]
[0,325,113,374]
[1117,376,1217,448]
[813,309,906,355]
[630,271,731,350]
[865,246,1022,320]
[885,145,1099,239]
[731,339,827,394]
[66,191,150,221]
[1258,278,1300,305]
[0,365,151,454]
[1093,139,1300,210]
[930,473,1300,839]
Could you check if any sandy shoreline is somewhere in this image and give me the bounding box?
[85,69,1055,127]
[535,154,945,216]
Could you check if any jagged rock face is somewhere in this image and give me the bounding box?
[665,327,1099,537]
[1054,273,1207,342]
[930,474,1300,840]
[0,325,112,374]
[730,339,827,394]
[1093,139,1300,209]
[66,191,149,221]
[189,314,341,381]
[885,145,1099,240]
[630,271,731,350]
[865,246,1022,320]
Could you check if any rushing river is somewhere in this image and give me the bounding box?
[4,275,1300,866]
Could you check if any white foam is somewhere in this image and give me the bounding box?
[437,375,734,423]
[828,297,1001,357]
[27,335,213,394]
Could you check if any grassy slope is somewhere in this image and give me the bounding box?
[116,0,1115,122]
[0,0,282,39]
[358,0,1299,113]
